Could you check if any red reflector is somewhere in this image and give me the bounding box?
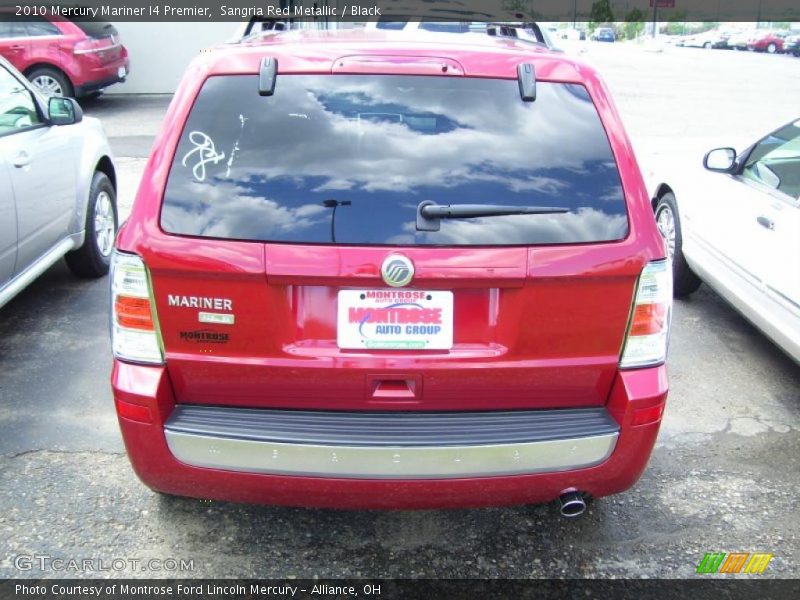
[629,303,667,336]
[632,403,664,426]
[115,399,153,424]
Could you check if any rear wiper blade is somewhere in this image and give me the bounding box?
[416,200,569,232]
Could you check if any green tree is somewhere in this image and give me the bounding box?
[503,0,531,15]
[623,7,645,40]
[589,0,614,25]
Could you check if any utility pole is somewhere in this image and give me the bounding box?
[651,1,658,38]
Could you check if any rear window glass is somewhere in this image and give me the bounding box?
[161,75,628,246]
[72,20,117,38]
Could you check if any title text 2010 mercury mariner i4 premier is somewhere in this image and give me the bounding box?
[110,29,671,515]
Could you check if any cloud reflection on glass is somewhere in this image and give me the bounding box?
[162,74,627,245]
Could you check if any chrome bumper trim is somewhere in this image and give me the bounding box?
[164,430,618,479]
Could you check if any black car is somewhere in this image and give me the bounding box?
[784,34,800,56]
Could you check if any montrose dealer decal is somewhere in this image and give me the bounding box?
[179,329,230,344]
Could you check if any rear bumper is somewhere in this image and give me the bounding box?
[112,361,667,509]
[73,56,129,95]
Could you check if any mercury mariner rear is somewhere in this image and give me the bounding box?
[110,32,671,511]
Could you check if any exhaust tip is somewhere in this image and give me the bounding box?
[559,491,587,518]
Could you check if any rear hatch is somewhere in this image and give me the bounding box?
[150,70,641,411]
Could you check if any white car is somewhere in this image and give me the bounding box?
[649,120,800,363]
[363,19,558,48]
[680,29,728,49]
[728,29,757,50]
[0,56,117,309]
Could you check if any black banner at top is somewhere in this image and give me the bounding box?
[1,0,799,22]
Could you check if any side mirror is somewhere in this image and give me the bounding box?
[48,97,82,126]
[703,147,736,173]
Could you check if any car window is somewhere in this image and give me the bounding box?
[23,17,61,37]
[743,121,800,199]
[0,66,43,135]
[0,17,28,38]
[72,20,118,39]
[162,74,628,246]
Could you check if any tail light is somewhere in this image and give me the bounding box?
[110,251,163,364]
[74,38,111,55]
[620,260,672,369]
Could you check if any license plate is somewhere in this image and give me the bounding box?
[118,66,127,78]
[337,290,453,350]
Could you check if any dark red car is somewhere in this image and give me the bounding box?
[0,13,129,97]
[747,31,784,53]
[111,29,671,514]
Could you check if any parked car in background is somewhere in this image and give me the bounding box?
[0,12,129,97]
[558,27,585,41]
[649,119,800,363]
[227,17,290,43]
[784,34,800,56]
[680,29,730,49]
[728,29,757,50]
[363,18,558,46]
[111,29,670,513]
[747,31,785,53]
[369,19,474,33]
[0,56,118,309]
[592,27,615,42]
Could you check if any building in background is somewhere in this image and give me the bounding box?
[110,0,345,94]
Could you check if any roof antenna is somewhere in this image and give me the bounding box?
[259,57,277,96]
[517,63,536,102]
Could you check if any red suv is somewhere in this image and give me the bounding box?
[0,13,129,97]
[111,29,671,514]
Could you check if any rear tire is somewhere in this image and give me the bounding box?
[655,193,702,298]
[766,43,777,54]
[65,172,118,278]
[27,66,74,98]
[704,42,712,49]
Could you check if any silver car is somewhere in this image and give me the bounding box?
[0,56,117,309]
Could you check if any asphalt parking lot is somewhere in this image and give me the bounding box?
[1,42,799,579]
